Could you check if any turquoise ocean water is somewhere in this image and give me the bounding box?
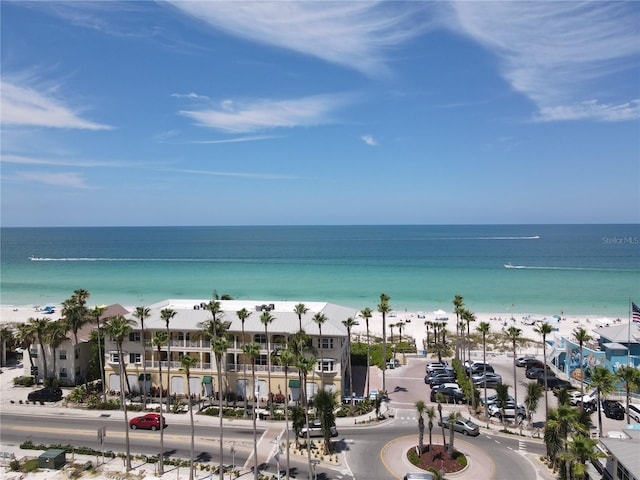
[1,225,638,317]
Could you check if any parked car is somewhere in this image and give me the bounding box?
[472,372,502,387]
[628,403,640,422]
[129,413,167,431]
[438,417,480,436]
[480,394,514,407]
[430,375,458,387]
[525,360,546,371]
[516,356,539,367]
[425,362,448,374]
[525,367,556,380]
[602,400,625,420]
[430,386,465,404]
[464,361,489,374]
[27,386,63,402]
[539,377,572,390]
[404,473,433,480]
[488,402,526,421]
[425,370,455,385]
[299,419,338,438]
[469,363,495,375]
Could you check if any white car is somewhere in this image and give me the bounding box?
[488,402,526,421]
[569,389,597,406]
[299,420,338,438]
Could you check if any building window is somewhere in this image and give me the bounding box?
[256,354,268,366]
[319,360,335,372]
[318,338,334,349]
[59,350,67,360]
[110,353,120,364]
[60,368,67,378]
[129,353,141,364]
[178,332,190,341]
[129,332,141,342]
[30,349,38,358]
[254,334,267,344]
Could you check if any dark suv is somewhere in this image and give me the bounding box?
[602,400,625,420]
[28,387,63,402]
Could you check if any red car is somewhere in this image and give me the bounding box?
[129,413,167,431]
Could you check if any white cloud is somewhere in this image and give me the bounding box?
[14,171,93,189]
[179,94,353,133]
[191,135,280,144]
[449,2,640,122]
[171,92,210,101]
[1,154,122,168]
[361,134,379,146]
[166,1,433,77]
[1,80,113,130]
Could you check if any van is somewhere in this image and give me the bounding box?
[628,403,640,422]
[404,473,433,480]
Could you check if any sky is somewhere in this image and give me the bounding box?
[1,1,639,227]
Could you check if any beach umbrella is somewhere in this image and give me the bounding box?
[553,314,561,320]
[433,309,447,316]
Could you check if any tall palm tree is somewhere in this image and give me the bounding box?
[212,336,230,480]
[524,381,544,424]
[160,308,176,410]
[476,321,491,416]
[260,311,276,415]
[89,305,107,402]
[426,406,436,463]
[559,434,605,480]
[180,355,198,480]
[134,306,151,409]
[205,300,223,340]
[104,314,135,471]
[506,326,522,412]
[616,365,640,423]
[47,320,68,381]
[415,400,426,455]
[72,288,91,310]
[358,307,373,398]
[342,317,358,413]
[389,323,395,344]
[29,317,50,380]
[296,355,317,480]
[378,293,391,393]
[573,326,592,411]
[151,331,168,475]
[314,389,337,455]
[236,308,252,416]
[534,321,554,419]
[436,400,447,449]
[312,312,328,387]
[461,309,476,411]
[447,411,461,459]
[590,365,616,437]
[452,295,464,361]
[242,342,261,480]
[15,323,36,373]
[276,349,296,480]
[294,303,309,332]
[494,383,511,427]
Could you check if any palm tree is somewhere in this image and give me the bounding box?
[180,355,199,480]
[89,305,107,402]
[452,294,464,361]
[294,303,309,332]
[151,331,168,475]
[72,288,91,310]
[559,434,605,480]
[15,323,36,374]
[104,314,135,471]
[160,308,176,410]
[524,381,544,424]
[534,321,554,419]
[378,293,391,392]
[573,326,592,411]
[260,311,276,415]
[461,309,476,411]
[236,308,252,417]
[397,321,405,344]
[447,411,461,459]
[312,312,328,387]
[313,389,337,455]
[590,365,616,437]
[63,290,90,346]
[476,321,491,416]
[342,317,358,413]
[494,383,511,427]
[205,300,223,339]
[212,336,230,480]
[616,365,640,423]
[426,406,436,462]
[242,342,261,480]
[436,399,447,449]
[134,306,151,409]
[29,317,50,380]
[389,323,395,344]
[296,355,317,480]
[48,320,68,381]
[415,400,426,455]
[276,349,296,480]
[358,307,373,398]
[506,326,522,411]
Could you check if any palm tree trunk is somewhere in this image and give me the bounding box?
[252,364,259,480]
[243,324,248,418]
[284,366,290,480]
[186,377,194,480]
[366,319,371,399]
[141,322,147,410]
[217,354,224,480]
[118,343,131,471]
[543,334,549,419]
[96,319,107,403]
[382,314,387,393]
[348,333,354,413]
[166,327,172,412]
[266,326,273,416]
[302,370,313,480]
[158,350,164,475]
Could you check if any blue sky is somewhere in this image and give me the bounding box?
[1,1,639,227]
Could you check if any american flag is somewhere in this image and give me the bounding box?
[633,302,640,323]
